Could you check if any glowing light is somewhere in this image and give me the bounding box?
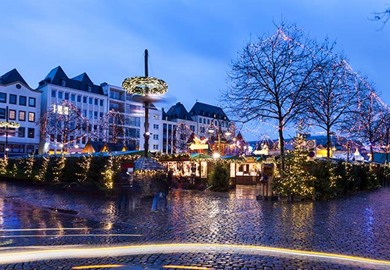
[122,76,168,95]
[212,152,221,159]
[0,243,388,268]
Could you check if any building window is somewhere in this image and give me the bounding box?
[0,108,5,119]
[71,94,76,101]
[28,97,36,107]
[100,99,104,106]
[65,92,69,100]
[19,111,26,121]
[58,91,63,99]
[88,85,92,92]
[89,97,93,104]
[153,134,159,140]
[51,90,56,98]
[199,118,202,123]
[153,124,159,129]
[61,79,66,87]
[190,125,195,131]
[83,96,87,103]
[153,144,159,150]
[0,93,6,103]
[94,98,98,105]
[27,128,35,138]
[77,95,82,102]
[9,94,17,104]
[28,112,35,122]
[18,127,25,137]
[19,96,27,106]
[8,110,16,120]
[94,111,98,119]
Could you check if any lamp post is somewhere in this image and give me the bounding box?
[1,106,19,157]
[122,49,168,158]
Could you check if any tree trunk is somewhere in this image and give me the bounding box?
[278,123,285,174]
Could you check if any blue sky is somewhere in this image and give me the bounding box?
[1,0,389,141]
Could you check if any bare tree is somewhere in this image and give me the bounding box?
[371,6,390,28]
[222,22,324,172]
[40,100,89,151]
[306,54,359,158]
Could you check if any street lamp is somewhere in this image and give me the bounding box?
[122,49,168,158]
[1,106,20,157]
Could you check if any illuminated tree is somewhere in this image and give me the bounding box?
[91,109,124,144]
[345,81,386,161]
[306,53,359,158]
[175,121,193,153]
[223,22,325,172]
[40,100,89,151]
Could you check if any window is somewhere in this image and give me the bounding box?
[77,95,81,102]
[83,110,87,117]
[83,96,87,103]
[94,111,98,119]
[58,91,63,99]
[65,93,69,99]
[61,79,66,87]
[18,127,25,137]
[94,98,98,105]
[51,90,56,98]
[0,108,5,119]
[0,93,6,103]
[28,112,35,122]
[89,97,93,104]
[199,118,202,123]
[8,110,16,120]
[27,128,35,138]
[190,125,195,132]
[71,94,76,101]
[19,111,26,121]
[19,96,27,106]
[153,134,159,140]
[153,124,159,129]
[153,144,159,150]
[9,94,17,104]
[100,99,104,106]
[28,97,36,107]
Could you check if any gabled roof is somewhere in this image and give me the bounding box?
[164,102,193,121]
[38,66,104,95]
[189,102,229,121]
[0,68,29,87]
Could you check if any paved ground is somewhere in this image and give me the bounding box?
[0,181,389,269]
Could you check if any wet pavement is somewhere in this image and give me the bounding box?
[0,181,389,269]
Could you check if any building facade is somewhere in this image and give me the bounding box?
[0,69,41,157]
[0,66,235,157]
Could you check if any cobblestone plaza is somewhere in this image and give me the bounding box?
[0,182,389,269]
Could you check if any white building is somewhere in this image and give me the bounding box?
[37,66,108,153]
[0,69,41,157]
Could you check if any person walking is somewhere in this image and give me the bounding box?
[151,174,170,212]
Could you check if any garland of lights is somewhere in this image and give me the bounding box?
[0,121,20,128]
[122,76,168,95]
